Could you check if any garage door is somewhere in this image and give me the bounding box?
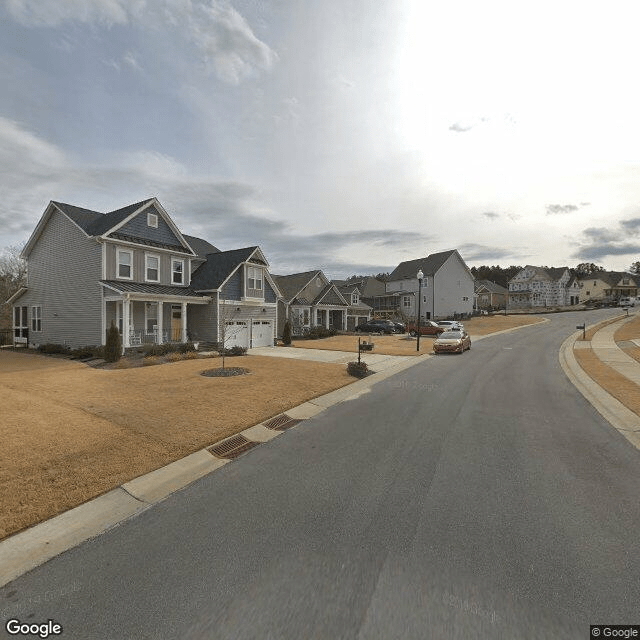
[223,321,248,348]
[251,320,273,347]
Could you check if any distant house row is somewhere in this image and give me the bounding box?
[8,198,638,349]
[8,199,478,349]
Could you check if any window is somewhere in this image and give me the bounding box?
[14,306,28,339]
[352,293,359,304]
[117,249,132,279]
[303,310,310,325]
[31,306,42,332]
[172,259,184,284]
[146,254,160,282]
[147,212,158,228]
[247,266,263,291]
[403,295,411,308]
[145,302,158,334]
[423,296,427,303]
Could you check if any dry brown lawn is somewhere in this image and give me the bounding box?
[580,314,627,341]
[614,312,640,342]
[288,314,546,355]
[574,349,640,416]
[0,350,354,540]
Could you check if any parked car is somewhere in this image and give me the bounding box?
[433,330,471,354]
[391,321,406,333]
[619,297,636,307]
[355,319,398,334]
[438,320,464,331]
[406,320,445,337]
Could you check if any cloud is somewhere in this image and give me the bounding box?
[546,203,579,215]
[457,243,515,262]
[572,221,640,260]
[448,116,488,133]
[0,117,429,278]
[5,0,275,84]
[482,212,500,220]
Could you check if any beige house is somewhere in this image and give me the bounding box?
[578,271,638,303]
[475,280,508,310]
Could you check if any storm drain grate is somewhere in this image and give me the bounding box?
[208,434,259,459]
[263,414,302,431]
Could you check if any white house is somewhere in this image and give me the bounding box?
[508,266,580,309]
[375,250,475,320]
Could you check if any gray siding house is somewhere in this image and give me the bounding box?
[10,198,280,349]
[273,270,349,337]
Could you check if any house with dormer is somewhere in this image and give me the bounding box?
[578,271,639,303]
[8,198,280,349]
[333,282,373,330]
[273,270,349,336]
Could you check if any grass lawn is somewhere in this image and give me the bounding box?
[287,314,547,356]
[0,351,354,540]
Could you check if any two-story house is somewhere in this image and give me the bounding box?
[273,270,349,337]
[373,250,474,320]
[578,271,639,303]
[333,282,373,330]
[508,266,580,309]
[9,198,280,349]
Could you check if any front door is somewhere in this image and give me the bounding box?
[171,305,182,342]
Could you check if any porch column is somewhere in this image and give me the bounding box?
[157,302,164,344]
[325,310,329,329]
[343,309,346,330]
[123,298,131,348]
[181,302,187,343]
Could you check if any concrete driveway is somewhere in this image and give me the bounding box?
[248,345,418,371]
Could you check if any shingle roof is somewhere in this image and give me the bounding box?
[316,284,348,306]
[109,231,190,254]
[389,250,456,280]
[272,271,321,302]
[182,234,220,258]
[593,271,638,286]
[475,279,508,294]
[100,281,207,298]
[53,199,155,236]
[190,246,258,290]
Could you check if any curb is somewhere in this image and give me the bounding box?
[558,326,640,453]
[0,317,547,588]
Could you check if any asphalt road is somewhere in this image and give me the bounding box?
[2,309,639,640]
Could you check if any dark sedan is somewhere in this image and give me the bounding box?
[355,319,398,334]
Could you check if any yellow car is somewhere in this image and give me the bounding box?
[433,330,471,354]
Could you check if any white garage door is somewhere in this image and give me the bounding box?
[251,320,273,347]
[223,321,248,348]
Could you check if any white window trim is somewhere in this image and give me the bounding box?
[31,305,42,332]
[145,302,159,334]
[147,212,158,228]
[117,248,133,280]
[145,252,161,283]
[245,265,264,298]
[402,295,411,308]
[171,258,185,285]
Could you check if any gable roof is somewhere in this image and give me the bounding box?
[315,283,348,306]
[389,250,457,280]
[583,270,638,287]
[183,234,220,258]
[272,271,322,302]
[190,246,258,291]
[475,279,508,294]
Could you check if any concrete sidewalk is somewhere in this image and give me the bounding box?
[560,312,640,451]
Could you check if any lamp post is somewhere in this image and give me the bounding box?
[416,269,424,352]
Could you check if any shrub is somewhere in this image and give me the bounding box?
[308,326,336,340]
[68,345,99,359]
[184,350,200,360]
[283,320,292,346]
[219,345,247,356]
[166,352,184,362]
[143,343,174,357]
[104,322,122,363]
[178,341,196,353]
[142,355,162,366]
[347,361,369,378]
[37,343,70,355]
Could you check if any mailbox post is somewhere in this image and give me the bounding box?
[576,323,585,340]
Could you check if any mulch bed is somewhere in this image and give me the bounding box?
[201,367,250,377]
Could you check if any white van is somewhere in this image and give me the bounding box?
[619,297,635,307]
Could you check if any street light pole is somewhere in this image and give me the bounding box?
[416,269,424,352]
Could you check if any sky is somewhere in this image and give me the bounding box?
[2,0,640,278]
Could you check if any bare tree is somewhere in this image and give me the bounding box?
[0,245,27,331]
[217,299,246,369]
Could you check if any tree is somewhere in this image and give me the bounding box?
[217,300,247,369]
[630,261,640,275]
[282,319,292,345]
[0,244,27,330]
[574,262,605,278]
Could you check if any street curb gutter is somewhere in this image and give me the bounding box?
[559,330,640,452]
[0,317,547,588]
